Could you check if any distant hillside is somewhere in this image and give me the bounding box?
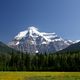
[0,41,19,54]
[58,42,80,53]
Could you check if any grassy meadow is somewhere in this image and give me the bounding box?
[0,72,80,80]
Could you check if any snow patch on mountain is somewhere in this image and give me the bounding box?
[15,30,28,40]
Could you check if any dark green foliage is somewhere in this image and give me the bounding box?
[0,51,80,71]
[0,41,80,71]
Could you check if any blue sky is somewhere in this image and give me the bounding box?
[0,0,80,43]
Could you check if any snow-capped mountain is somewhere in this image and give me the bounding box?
[8,26,78,53]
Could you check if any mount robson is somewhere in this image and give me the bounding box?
[0,26,80,71]
[8,26,80,53]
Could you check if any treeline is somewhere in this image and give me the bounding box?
[0,51,80,71]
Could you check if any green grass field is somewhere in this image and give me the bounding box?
[0,72,80,80]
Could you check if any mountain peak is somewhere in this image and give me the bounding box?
[28,26,38,31]
[9,26,76,53]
